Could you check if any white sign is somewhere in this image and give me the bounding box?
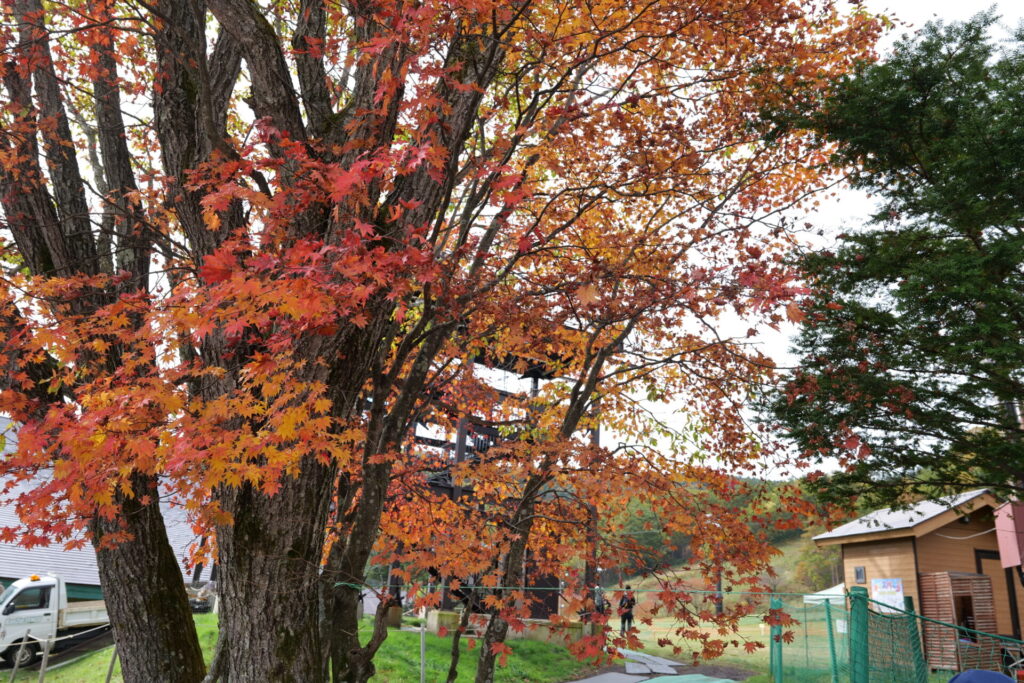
[870,578,905,613]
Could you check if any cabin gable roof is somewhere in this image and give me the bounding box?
[814,489,997,547]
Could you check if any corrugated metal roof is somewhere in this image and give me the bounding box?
[812,489,990,542]
[0,418,198,586]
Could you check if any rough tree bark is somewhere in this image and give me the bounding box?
[92,476,207,683]
[473,495,538,683]
[214,464,336,681]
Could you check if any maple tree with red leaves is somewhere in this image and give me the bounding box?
[0,0,880,681]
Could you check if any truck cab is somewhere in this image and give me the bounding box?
[0,574,59,666]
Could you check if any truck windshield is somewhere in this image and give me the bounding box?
[0,584,15,609]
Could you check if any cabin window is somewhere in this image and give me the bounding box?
[854,566,866,584]
[12,586,50,611]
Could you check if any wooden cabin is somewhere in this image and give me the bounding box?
[814,490,1022,669]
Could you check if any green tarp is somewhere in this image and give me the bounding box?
[0,577,102,601]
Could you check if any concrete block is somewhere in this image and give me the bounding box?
[566,674,648,683]
[384,604,403,628]
[425,609,460,634]
[649,664,678,674]
[517,618,586,645]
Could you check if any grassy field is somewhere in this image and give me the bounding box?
[636,610,817,676]
[618,533,840,679]
[12,614,595,683]
[625,535,817,596]
[371,629,595,682]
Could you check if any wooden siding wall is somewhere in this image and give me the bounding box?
[916,509,1018,637]
[842,538,918,607]
[919,572,959,671]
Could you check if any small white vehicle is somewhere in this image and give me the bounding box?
[0,574,108,667]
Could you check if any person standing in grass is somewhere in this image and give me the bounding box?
[619,586,636,635]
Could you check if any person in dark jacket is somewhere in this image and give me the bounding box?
[619,585,636,635]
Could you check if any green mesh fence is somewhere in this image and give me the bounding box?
[843,587,928,683]
[764,593,852,682]
[767,586,1024,683]
[862,592,1024,682]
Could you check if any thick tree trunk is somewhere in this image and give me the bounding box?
[92,474,205,683]
[323,330,452,682]
[215,458,335,682]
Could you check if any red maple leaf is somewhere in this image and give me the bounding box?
[199,250,236,283]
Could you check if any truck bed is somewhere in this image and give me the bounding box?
[58,600,108,629]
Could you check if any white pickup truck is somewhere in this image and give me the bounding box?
[0,574,108,667]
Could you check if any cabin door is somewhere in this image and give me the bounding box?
[976,549,1021,638]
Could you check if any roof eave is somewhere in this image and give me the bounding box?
[812,491,999,547]
[813,528,916,546]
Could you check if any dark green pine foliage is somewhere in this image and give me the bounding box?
[768,13,1024,509]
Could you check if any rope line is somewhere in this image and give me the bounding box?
[933,527,996,540]
[21,623,110,644]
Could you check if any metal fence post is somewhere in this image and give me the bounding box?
[849,586,869,683]
[420,611,427,683]
[105,646,118,683]
[770,595,783,683]
[903,596,929,683]
[804,603,811,671]
[825,599,839,683]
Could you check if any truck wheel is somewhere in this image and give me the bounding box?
[2,640,39,668]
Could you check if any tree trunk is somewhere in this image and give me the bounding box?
[474,514,535,683]
[92,474,205,683]
[446,601,473,683]
[215,458,335,682]
[325,462,394,683]
[326,587,390,683]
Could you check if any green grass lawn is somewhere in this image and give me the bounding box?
[13,614,595,682]
[372,628,593,682]
[636,612,780,675]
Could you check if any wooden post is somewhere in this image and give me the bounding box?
[8,631,30,683]
[36,637,51,683]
